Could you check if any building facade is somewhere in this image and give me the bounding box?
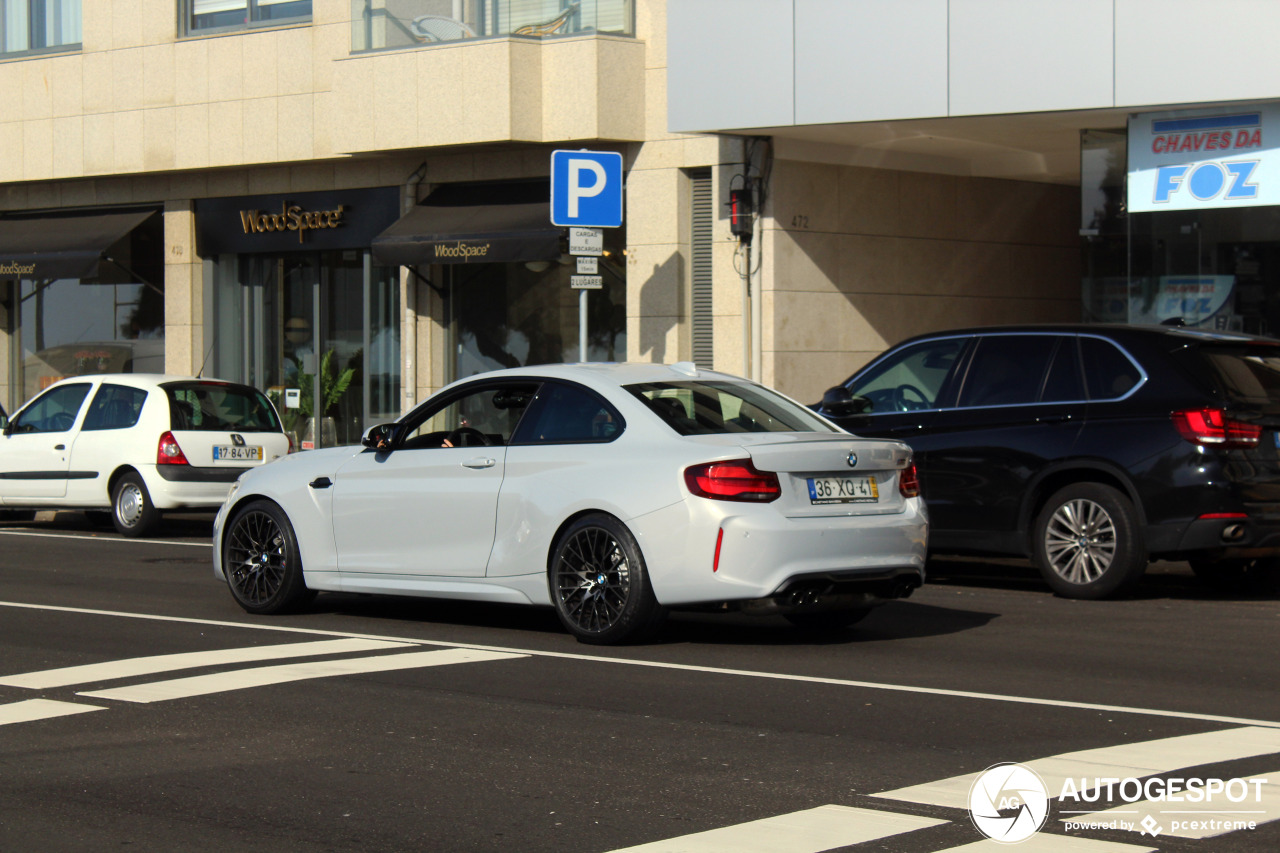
[3,0,1279,439]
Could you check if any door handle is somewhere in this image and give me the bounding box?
[462,457,496,469]
[54,444,66,450]
[1036,414,1073,424]
[309,477,333,489]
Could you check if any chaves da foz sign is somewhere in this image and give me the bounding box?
[240,202,346,244]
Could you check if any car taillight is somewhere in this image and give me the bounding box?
[684,458,781,502]
[157,431,190,465]
[899,462,920,498]
[1172,409,1262,448]
[287,433,295,454]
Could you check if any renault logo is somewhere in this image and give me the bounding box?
[231,434,245,447]
[846,451,858,468]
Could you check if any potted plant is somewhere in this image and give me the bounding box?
[297,349,354,449]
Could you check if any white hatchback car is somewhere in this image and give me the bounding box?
[0,374,290,537]
[214,363,928,644]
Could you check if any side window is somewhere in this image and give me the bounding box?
[1039,337,1085,403]
[1081,337,1142,400]
[400,383,538,450]
[183,0,311,36]
[957,335,1056,408]
[10,383,91,434]
[847,338,965,413]
[512,383,623,444]
[82,385,148,431]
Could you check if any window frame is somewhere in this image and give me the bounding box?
[0,0,82,59]
[179,0,312,38]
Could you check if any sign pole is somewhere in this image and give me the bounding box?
[579,290,589,361]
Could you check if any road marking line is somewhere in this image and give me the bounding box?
[0,530,211,547]
[603,805,945,852]
[937,836,1155,851]
[78,648,525,703]
[873,726,1280,809]
[1065,772,1278,839]
[0,698,104,726]
[0,638,413,689]
[1,600,1277,730]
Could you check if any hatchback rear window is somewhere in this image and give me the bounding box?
[164,382,281,432]
[628,381,837,435]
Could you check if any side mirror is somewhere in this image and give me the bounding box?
[361,422,397,450]
[0,415,8,434]
[819,386,872,418]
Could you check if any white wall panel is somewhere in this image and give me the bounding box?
[666,0,795,132]
[949,0,1114,116]
[1115,0,1280,108]
[794,0,948,124]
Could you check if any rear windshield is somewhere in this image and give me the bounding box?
[627,380,837,436]
[1198,347,1280,403]
[164,381,281,432]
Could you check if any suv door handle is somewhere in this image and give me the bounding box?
[463,457,496,469]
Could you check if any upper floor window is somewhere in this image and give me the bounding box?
[183,0,311,36]
[1,0,81,57]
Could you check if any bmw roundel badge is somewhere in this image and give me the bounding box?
[846,451,858,468]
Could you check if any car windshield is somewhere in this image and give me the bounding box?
[627,380,837,436]
[164,381,281,432]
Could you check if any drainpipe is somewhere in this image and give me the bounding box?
[402,164,427,416]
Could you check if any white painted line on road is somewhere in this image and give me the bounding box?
[78,648,525,703]
[604,805,945,852]
[938,835,1155,852]
[873,726,1280,809]
[1,600,1277,730]
[0,529,211,547]
[1065,772,1278,839]
[0,698,105,726]
[0,638,413,689]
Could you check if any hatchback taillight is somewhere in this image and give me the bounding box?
[684,459,781,502]
[899,462,920,498]
[157,431,190,465]
[1172,409,1262,449]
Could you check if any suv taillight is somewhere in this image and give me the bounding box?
[684,459,781,503]
[1172,409,1262,449]
[899,462,920,498]
[157,431,190,465]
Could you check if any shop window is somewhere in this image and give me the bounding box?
[1,0,80,56]
[182,0,311,35]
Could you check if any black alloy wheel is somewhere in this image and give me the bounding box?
[1032,482,1147,599]
[223,499,312,614]
[549,513,665,645]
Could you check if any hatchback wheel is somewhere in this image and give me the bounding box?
[112,472,160,537]
[549,513,665,645]
[223,500,312,614]
[1032,483,1146,599]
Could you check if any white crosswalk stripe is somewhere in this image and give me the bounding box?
[938,836,1155,852]
[0,698,104,726]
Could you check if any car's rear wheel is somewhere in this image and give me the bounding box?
[223,499,312,614]
[549,513,665,645]
[112,472,160,538]
[1032,483,1146,599]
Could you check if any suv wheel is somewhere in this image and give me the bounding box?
[1032,483,1146,599]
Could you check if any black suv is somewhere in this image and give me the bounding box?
[816,324,1280,598]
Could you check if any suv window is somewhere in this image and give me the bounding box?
[958,335,1057,408]
[1199,346,1280,403]
[82,384,148,431]
[847,338,964,413]
[1081,337,1142,400]
[164,381,280,432]
[10,383,90,433]
[1041,337,1085,403]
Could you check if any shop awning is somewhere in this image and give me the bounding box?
[0,210,155,281]
[371,180,562,266]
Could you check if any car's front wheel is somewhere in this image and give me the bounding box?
[112,472,160,537]
[1032,483,1146,599]
[223,499,312,614]
[549,513,665,645]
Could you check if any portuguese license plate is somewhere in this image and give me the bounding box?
[213,445,263,462]
[808,475,878,504]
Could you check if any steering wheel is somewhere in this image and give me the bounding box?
[445,426,492,447]
[891,384,929,412]
[48,412,75,432]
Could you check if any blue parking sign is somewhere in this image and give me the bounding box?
[551,150,624,227]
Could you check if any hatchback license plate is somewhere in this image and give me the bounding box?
[213,445,263,462]
[808,475,878,504]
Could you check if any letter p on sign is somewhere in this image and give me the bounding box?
[551,150,624,227]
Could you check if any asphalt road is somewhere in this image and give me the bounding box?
[0,512,1277,853]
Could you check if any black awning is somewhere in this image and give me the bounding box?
[372,180,562,266]
[0,210,156,281]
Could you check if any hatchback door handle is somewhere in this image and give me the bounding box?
[462,457,496,469]
[54,444,66,450]
[309,477,333,489]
